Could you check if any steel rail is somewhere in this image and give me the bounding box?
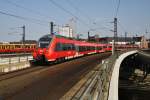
[0,66,43,82]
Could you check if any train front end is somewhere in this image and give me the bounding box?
[32,34,53,64]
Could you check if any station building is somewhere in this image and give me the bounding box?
[89,36,150,49]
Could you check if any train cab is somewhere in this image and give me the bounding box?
[33,34,54,62]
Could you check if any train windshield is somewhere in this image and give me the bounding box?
[38,34,52,48]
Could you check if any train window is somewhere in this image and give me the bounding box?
[90,46,92,50]
[71,44,75,50]
[28,45,31,49]
[66,44,68,50]
[92,46,94,50]
[94,46,96,50]
[84,46,86,51]
[55,43,62,51]
[79,46,82,52]
[75,45,79,51]
[5,45,7,49]
[61,44,65,51]
[84,46,87,51]
[66,44,69,50]
[78,46,86,52]
[15,45,20,48]
[0,45,2,49]
[82,46,85,51]
[9,45,11,49]
[34,45,36,49]
[26,45,28,49]
[39,41,50,48]
[82,46,84,51]
[12,45,15,49]
[38,34,52,48]
[16,45,18,48]
[80,46,82,51]
[61,44,66,51]
[55,43,73,51]
[25,45,27,48]
[67,44,71,50]
[97,46,102,50]
[88,46,90,51]
[32,45,34,49]
[61,43,74,51]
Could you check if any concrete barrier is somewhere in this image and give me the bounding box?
[0,55,32,73]
[108,50,138,100]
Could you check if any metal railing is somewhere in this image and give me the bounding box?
[78,54,118,100]
[61,53,119,100]
[77,51,136,100]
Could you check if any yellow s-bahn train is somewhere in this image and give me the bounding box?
[0,43,36,54]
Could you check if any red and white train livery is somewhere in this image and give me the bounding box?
[32,34,112,63]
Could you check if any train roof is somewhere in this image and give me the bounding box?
[40,34,112,46]
[40,34,79,41]
[41,34,90,41]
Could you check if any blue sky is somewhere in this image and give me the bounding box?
[0,0,150,42]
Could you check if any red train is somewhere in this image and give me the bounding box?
[32,34,112,64]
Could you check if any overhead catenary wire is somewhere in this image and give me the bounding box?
[49,0,78,19]
[2,0,54,20]
[48,0,91,28]
[118,20,132,38]
[115,0,120,17]
[66,0,114,33]
[65,0,92,24]
[90,25,112,32]
[0,10,49,26]
[118,20,126,33]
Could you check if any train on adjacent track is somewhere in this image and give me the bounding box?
[0,43,36,54]
[32,34,112,64]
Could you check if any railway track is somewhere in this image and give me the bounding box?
[0,53,31,58]
[0,59,62,81]
[0,53,111,100]
[0,56,86,81]
[0,66,44,82]
[61,64,101,100]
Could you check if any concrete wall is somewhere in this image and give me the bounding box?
[108,50,138,100]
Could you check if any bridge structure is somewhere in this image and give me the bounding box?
[0,49,150,100]
[61,49,150,100]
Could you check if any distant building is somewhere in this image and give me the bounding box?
[140,36,149,48]
[88,35,99,42]
[89,36,150,49]
[89,36,147,48]
[58,25,73,38]
[148,40,150,48]
[10,40,37,44]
